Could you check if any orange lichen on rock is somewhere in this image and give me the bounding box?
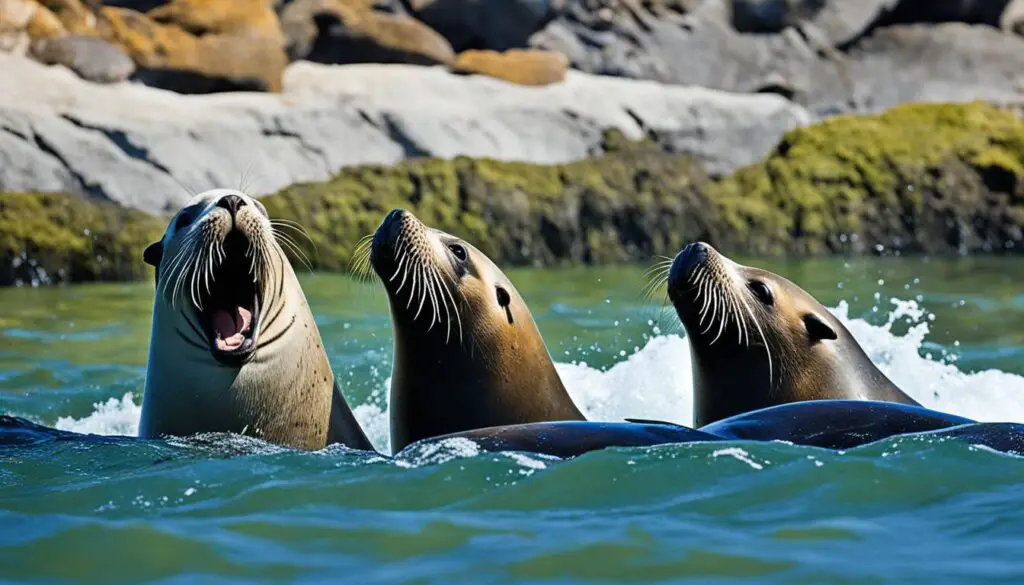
[38,0,96,34]
[328,4,455,65]
[452,49,568,86]
[146,0,283,41]
[25,2,65,40]
[98,6,287,92]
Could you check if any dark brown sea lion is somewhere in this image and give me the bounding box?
[366,208,585,453]
[139,189,373,452]
[665,242,920,428]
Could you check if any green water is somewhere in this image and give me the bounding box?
[2,257,1024,584]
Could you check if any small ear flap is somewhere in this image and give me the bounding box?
[804,313,838,343]
[496,286,514,325]
[143,241,163,267]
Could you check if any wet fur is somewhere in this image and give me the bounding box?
[663,243,920,427]
[139,189,373,451]
[367,210,584,453]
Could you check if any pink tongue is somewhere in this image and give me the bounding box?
[212,306,253,351]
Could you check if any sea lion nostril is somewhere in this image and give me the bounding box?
[668,242,708,292]
[217,194,247,217]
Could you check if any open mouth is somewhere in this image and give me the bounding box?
[197,231,260,363]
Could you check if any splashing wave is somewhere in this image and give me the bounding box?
[55,299,1024,452]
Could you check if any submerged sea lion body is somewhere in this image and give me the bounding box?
[701,400,974,450]
[399,420,722,459]
[666,242,920,428]
[139,189,372,452]
[368,209,584,453]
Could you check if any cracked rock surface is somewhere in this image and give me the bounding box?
[0,55,809,214]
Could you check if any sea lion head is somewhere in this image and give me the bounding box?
[363,209,582,452]
[142,188,284,366]
[666,242,910,427]
[139,189,373,451]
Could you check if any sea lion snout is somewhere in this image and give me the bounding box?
[370,208,414,269]
[668,241,710,300]
[215,193,247,218]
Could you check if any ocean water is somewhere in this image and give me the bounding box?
[2,257,1024,584]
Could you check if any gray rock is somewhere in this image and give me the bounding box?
[531,2,1024,116]
[0,55,810,214]
[30,35,136,84]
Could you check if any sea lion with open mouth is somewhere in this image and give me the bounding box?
[664,241,921,428]
[138,189,373,452]
[364,209,586,453]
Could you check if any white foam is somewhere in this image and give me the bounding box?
[55,392,141,436]
[52,298,1024,441]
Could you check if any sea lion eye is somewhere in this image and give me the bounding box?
[174,212,193,232]
[448,244,468,262]
[748,280,774,306]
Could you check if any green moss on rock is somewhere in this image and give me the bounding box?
[2,102,1022,286]
[0,192,165,285]
[261,144,713,271]
[711,101,1024,255]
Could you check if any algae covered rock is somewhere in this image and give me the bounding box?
[710,102,1024,256]
[3,102,1022,287]
[0,192,164,286]
[260,134,713,272]
[98,5,288,93]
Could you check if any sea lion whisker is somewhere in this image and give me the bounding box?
[710,289,730,345]
[700,289,720,336]
[413,266,430,323]
[162,231,199,303]
[429,267,453,342]
[404,260,418,311]
[435,269,463,345]
[269,219,316,247]
[274,229,315,273]
[394,258,410,294]
[169,237,199,310]
[737,293,773,388]
[425,267,443,329]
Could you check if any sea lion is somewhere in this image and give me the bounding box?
[138,188,373,452]
[365,208,585,453]
[665,242,920,428]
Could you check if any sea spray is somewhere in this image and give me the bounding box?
[54,299,1024,448]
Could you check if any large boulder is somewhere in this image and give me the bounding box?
[30,33,135,82]
[530,2,1024,118]
[710,102,1024,255]
[145,0,283,37]
[0,55,810,214]
[281,0,455,65]
[5,102,1022,285]
[97,6,288,93]
[451,48,567,86]
[728,0,901,46]
[38,0,98,34]
[1,0,64,55]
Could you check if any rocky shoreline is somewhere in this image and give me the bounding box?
[0,54,809,211]
[3,102,1021,287]
[2,1,1024,286]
